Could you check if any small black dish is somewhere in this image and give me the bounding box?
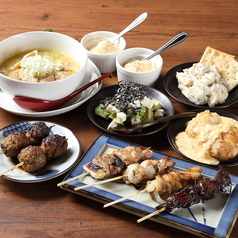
[167,109,238,167]
[87,84,175,137]
[164,62,238,109]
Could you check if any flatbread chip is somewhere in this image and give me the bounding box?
[200,46,238,91]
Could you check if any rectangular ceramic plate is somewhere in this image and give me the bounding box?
[60,134,238,238]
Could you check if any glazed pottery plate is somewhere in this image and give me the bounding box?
[0,60,102,117]
[87,84,175,136]
[164,62,238,108]
[0,121,81,183]
[60,134,238,238]
[167,109,238,167]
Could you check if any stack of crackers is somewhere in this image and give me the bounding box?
[199,46,238,92]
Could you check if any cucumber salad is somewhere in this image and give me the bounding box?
[95,82,165,130]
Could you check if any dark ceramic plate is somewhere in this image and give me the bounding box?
[164,62,238,109]
[167,109,238,167]
[87,84,174,137]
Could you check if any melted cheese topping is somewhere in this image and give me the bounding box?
[175,110,238,165]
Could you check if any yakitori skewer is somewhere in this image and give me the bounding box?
[137,208,166,223]
[57,145,154,187]
[0,122,53,158]
[103,166,203,208]
[137,167,232,223]
[0,133,68,175]
[103,189,146,208]
[0,132,31,158]
[122,157,175,185]
[57,172,90,187]
[74,174,128,191]
[0,162,24,176]
[73,157,175,191]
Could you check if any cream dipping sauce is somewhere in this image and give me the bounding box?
[124,60,155,72]
[89,40,120,54]
[175,111,238,165]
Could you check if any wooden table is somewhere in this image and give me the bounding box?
[0,0,238,237]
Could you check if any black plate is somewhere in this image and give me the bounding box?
[167,109,238,167]
[164,62,238,109]
[87,84,175,137]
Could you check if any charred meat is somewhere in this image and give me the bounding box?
[0,132,30,157]
[18,145,47,172]
[83,146,153,179]
[146,166,203,203]
[25,121,52,144]
[155,168,232,212]
[41,134,68,160]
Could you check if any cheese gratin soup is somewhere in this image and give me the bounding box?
[175,110,238,165]
[0,49,81,82]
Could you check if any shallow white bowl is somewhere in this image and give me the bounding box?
[0,31,88,101]
[116,47,163,87]
[81,31,126,73]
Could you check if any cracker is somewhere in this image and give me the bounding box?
[200,46,238,91]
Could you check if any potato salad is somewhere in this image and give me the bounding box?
[176,63,229,107]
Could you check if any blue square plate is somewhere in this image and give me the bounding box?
[60,134,238,238]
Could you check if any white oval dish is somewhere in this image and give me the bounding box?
[0,121,81,183]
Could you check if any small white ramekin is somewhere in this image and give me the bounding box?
[116,47,163,87]
[81,31,126,73]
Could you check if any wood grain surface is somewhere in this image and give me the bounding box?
[0,0,237,237]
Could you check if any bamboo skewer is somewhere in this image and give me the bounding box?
[74,174,128,191]
[103,189,146,208]
[0,162,24,176]
[57,172,90,186]
[137,207,166,223]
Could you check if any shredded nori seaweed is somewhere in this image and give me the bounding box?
[100,82,147,116]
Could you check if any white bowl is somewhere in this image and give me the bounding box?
[116,48,163,87]
[0,31,88,101]
[81,31,126,73]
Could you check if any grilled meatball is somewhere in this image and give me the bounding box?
[18,145,47,172]
[1,132,30,158]
[41,134,68,160]
[25,122,52,144]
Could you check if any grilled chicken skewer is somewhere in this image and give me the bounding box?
[146,166,203,203]
[57,145,153,186]
[83,146,153,179]
[122,157,175,185]
[137,168,231,223]
[75,157,175,191]
[104,166,202,208]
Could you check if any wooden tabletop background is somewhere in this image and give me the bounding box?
[0,0,238,237]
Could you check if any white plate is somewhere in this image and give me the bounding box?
[0,60,102,117]
[60,135,238,238]
[0,121,82,183]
